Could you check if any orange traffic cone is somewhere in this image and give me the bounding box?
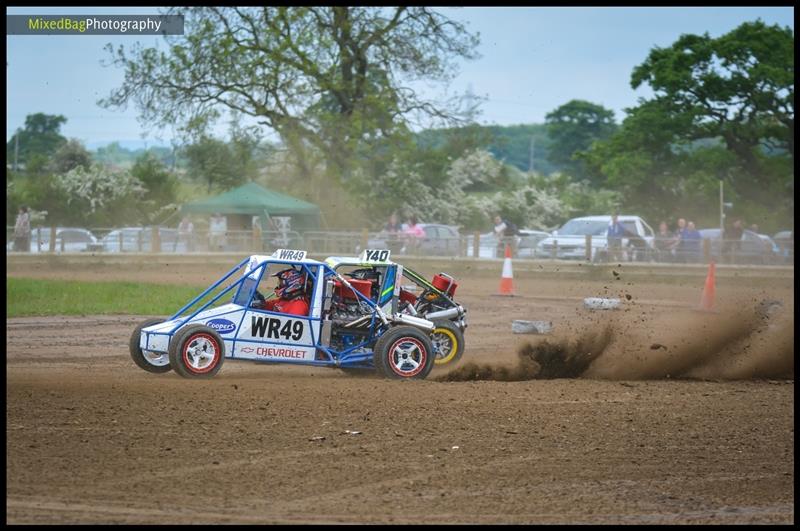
[498,243,515,296]
[697,261,717,312]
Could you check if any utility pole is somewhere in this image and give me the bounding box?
[528,136,535,174]
[719,179,724,233]
[14,129,19,171]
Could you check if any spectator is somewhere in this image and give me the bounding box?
[177,215,195,252]
[750,223,760,234]
[722,218,743,264]
[671,218,688,262]
[682,221,703,263]
[403,216,425,254]
[493,215,519,257]
[13,206,31,252]
[606,213,625,262]
[209,213,227,252]
[384,212,403,253]
[653,221,675,262]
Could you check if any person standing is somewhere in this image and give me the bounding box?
[403,216,425,254]
[493,215,519,257]
[384,212,403,253]
[671,218,688,262]
[13,206,31,252]
[722,218,743,264]
[177,215,195,252]
[653,221,675,262]
[682,221,703,263]
[606,214,626,262]
[208,213,227,252]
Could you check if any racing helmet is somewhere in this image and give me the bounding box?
[273,268,306,300]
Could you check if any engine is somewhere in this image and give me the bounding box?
[330,298,372,323]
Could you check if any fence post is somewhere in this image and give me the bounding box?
[473,231,480,258]
[119,231,124,252]
[49,226,56,253]
[152,226,161,253]
[585,235,592,262]
[361,228,369,251]
[551,239,558,260]
[703,238,711,263]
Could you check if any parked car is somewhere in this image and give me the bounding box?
[101,227,179,252]
[471,229,550,259]
[698,228,780,265]
[772,230,794,263]
[365,223,462,256]
[535,215,655,261]
[517,229,552,258]
[19,227,101,253]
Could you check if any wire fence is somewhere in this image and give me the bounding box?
[6,226,794,266]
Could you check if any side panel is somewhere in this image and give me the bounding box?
[234,310,319,362]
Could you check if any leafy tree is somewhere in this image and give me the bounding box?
[584,20,794,231]
[49,138,92,174]
[6,113,67,172]
[100,7,480,186]
[183,136,247,193]
[545,100,617,183]
[130,152,178,211]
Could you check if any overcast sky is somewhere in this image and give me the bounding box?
[6,6,794,149]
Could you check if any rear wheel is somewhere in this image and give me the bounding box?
[129,318,172,374]
[168,324,225,379]
[373,326,435,380]
[431,320,465,367]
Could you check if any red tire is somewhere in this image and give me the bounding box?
[168,324,225,379]
[373,326,435,380]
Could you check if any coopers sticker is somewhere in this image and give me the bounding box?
[206,318,237,335]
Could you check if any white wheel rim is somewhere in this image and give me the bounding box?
[431,333,453,359]
[389,338,426,377]
[184,335,218,371]
[143,350,170,367]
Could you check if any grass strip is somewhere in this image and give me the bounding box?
[7,277,228,318]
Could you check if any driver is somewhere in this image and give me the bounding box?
[252,268,310,316]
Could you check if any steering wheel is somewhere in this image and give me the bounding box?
[251,290,267,308]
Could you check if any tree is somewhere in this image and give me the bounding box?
[545,100,617,183]
[99,7,480,190]
[130,152,178,210]
[584,20,794,230]
[183,136,247,193]
[6,113,67,172]
[49,138,92,174]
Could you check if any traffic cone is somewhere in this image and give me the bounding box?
[697,261,717,312]
[498,244,515,296]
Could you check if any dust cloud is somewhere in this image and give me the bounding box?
[437,299,794,382]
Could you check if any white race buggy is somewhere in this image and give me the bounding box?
[130,249,467,379]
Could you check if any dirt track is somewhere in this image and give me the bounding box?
[6,264,795,524]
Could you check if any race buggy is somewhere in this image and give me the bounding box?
[130,249,467,380]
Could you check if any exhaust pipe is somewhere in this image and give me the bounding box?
[425,305,465,321]
[392,313,435,332]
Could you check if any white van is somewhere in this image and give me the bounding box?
[535,215,655,262]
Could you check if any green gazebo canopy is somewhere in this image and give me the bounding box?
[181,182,321,231]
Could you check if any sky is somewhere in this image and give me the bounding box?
[5,6,795,149]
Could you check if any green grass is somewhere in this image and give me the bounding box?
[7,278,229,318]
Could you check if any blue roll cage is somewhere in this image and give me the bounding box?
[159,256,395,369]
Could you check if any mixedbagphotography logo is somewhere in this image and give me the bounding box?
[7,14,184,35]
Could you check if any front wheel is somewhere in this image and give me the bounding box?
[130,318,172,374]
[431,320,465,367]
[168,324,225,379]
[373,326,435,380]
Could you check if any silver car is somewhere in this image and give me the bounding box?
[20,227,101,253]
